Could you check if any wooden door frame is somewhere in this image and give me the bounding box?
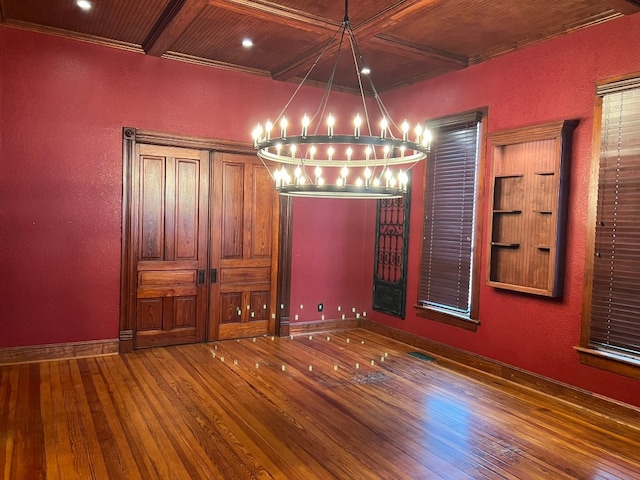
[120,127,293,353]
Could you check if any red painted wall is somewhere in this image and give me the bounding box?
[1,13,639,407]
[365,14,640,406]
[290,197,374,323]
[0,25,361,347]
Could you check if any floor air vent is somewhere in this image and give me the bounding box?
[408,352,436,362]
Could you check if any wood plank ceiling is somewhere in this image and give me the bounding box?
[1,0,639,92]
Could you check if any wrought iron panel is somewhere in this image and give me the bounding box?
[373,187,410,319]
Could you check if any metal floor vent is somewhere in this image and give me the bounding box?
[408,352,436,362]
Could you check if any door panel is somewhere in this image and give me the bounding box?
[221,162,244,259]
[210,153,279,340]
[251,166,274,258]
[133,144,209,348]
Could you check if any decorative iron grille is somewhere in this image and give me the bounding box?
[373,186,410,319]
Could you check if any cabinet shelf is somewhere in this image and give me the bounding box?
[486,120,578,297]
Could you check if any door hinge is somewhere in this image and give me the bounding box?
[198,270,205,284]
[211,268,217,283]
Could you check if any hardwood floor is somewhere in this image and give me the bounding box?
[2,329,639,479]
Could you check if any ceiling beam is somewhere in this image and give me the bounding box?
[598,0,640,14]
[370,34,468,68]
[271,0,436,81]
[142,0,209,56]
[208,0,338,34]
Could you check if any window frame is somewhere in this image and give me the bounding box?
[577,74,640,380]
[414,109,487,331]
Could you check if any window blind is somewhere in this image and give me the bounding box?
[590,80,640,357]
[419,118,480,314]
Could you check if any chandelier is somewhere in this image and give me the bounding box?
[251,0,431,199]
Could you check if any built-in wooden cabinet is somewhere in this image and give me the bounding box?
[486,120,578,297]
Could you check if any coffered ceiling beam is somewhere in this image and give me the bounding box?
[143,0,209,56]
[370,34,468,68]
[271,0,437,80]
[208,0,337,34]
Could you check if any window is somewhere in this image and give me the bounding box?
[416,111,485,331]
[578,78,640,379]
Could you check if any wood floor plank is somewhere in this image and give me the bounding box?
[118,353,204,479]
[95,355,171,479]
[223,340,436,479]
[1,329,639,479]
[142,349,278,479]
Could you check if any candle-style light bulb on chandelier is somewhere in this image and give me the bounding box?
[251,0,431,198]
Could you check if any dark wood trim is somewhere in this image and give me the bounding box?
[119,330,133,353]
[142,0,209,56]
[208,0,337,34]
[132,129,254,153]
[120,128,137,353]
[276,197,293,336]
[470,108,489,320]
[576,347,640,380]
[1,20,144,53]
[578,82,640,379]
[414,305,480,332]
[595,70,640,88]
[370,34,468,68]
[580,97,602,350]
[487,119,579,145]
[361,319,640,430]
[0,339,119,365]
[290,318,362,336]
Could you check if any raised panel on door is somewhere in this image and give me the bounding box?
[251,164,274,259]
[209,153,279,340]
[133,144,209,348]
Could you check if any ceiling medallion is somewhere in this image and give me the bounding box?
[251,0,431,198]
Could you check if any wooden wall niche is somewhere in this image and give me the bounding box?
[486,120,578,297]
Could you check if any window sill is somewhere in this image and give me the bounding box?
[575,346,640,380]
[414,305,479,332]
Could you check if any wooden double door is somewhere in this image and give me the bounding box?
[125,142,279,349]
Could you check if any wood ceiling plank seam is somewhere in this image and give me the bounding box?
[270,37,338,80]
[93,1,114,39]
[110,0,146,42]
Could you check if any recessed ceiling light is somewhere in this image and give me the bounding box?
[361,67,371,75]
[77,0,92,11]
[242,38,254,48]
